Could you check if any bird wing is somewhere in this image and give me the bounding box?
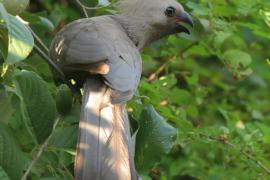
[104,34,142,103]
[49,18,111,66]
[50,16,142,103]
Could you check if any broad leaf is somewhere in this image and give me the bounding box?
[0,0,29,15]
[50,126,77,149]
[261,9,270,28]
[55,84,73,115]
[20,12,55,32]
[135,106,177,172]
[0,166,10,180]
[6,15,34,64]
[0,5,33,63]
[0,84,13,123]
[0,3,9,59]
[14,70,57,143]
[223,49,253,78]
[38,178,63,180]
[0,122,24,179]
[98,0,109,6]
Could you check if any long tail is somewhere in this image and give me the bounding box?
[75,77,137,180]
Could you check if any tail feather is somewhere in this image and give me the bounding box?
[75,77,137,180]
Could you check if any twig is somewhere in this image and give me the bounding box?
[29,29,49,53]
[21,116,61,180]
[33,44,79,95]
[16,16,49,53]
[75,0,111,18]
[148,56,175,82]
[148,41,199,82]
[60,161,74,179]
[33,44,66,81]
[75,0,89,17]
[16,16,78,94]
[16,16,65,80]
[199,133,270,176]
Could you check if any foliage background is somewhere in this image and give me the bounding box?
[0,0,270,179]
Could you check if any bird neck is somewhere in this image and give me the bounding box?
[111,15,162,50]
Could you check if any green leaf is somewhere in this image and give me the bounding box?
[255,122,270,144]
[0,166,10,180]
[6,15,34,64]
[20,12,55,32]
[0,0,29,15]
[0,84,14,123]
[0,3,9,59]
[61,102,81,124]
[0,6,33,63]
[55,84,73,115]
[98,0,109,6]
[261,9,270,28]
[135,106,177,172]
[213,31,231,50]
[223,50,252,67]
[38,178,63,180]
[14,70,57,143]
[50,126,77,149]
[0,122,24,179]
[186,2,210,16]
[169,88,194,105]
[222,49,253,78]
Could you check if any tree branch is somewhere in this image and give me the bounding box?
[16,16,78,94]
[148,41,199,82]
[16,16,48,53]
[75,0,111,18]
[199,133,270,176]
[33,44,66,81]
[21,116,61,180]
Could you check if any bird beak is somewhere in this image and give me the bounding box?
[176,12,194,34]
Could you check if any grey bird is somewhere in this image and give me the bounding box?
[49,0,193,179]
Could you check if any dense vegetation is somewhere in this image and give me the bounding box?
[0,0,270,179]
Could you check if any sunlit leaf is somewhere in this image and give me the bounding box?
[260,9,270,28]
[6,15,34,64]
[0,3,9,59]
[0,0,29,15]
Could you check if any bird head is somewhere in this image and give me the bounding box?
[118,0,193,35]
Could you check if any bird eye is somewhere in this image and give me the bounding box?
[165,6,176,17]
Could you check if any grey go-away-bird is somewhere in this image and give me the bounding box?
[49,0,193,179]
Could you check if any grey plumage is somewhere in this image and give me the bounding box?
[50,17,142,102]
[49,0,193,179]
[75,77,136,180]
